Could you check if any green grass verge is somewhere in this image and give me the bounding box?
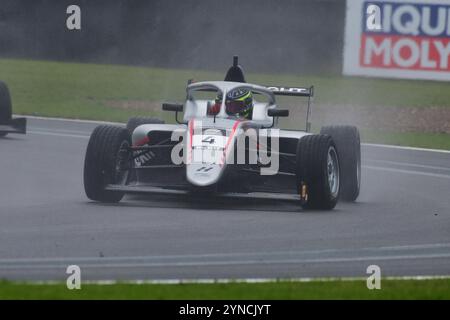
[1,58,449,149]
[0,279,449,299]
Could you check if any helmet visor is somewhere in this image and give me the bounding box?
[225,100,247,115]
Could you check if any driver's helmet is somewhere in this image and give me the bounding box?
[213,88,253,119]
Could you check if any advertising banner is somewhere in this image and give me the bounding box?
[343,0,450,81]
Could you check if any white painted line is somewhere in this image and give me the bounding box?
[22,275,450,285]
[3,243,450,264]
[363,143,450,154]
[363,165,450,179]
[2,253,450,270]
[28,130,89,139]
[367,159,450,171]
[375,243,450,251]
[31,127,93,135]
[65,275,450,285]
[15,114,123,126]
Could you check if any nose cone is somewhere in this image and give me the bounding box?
[186,163,224,187]
[185,118,241,187]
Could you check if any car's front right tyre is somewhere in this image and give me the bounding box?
[320,125,361,201]
[0,81,13,137]
[83,125,131,202]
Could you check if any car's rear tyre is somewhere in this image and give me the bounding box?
[320,125,360,201]
[0,81,13,137]
[126,117,164,134]
[296,134,340,210]
[84,125,131,202]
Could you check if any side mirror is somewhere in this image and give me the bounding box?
[268,109,289,117]
[162,103,183,112]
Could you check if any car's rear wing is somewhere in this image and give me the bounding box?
[187,82,314,98]
[266,85,314,98]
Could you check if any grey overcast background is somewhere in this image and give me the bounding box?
[0,0,346,74]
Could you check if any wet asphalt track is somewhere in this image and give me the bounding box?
[0,117,449,281]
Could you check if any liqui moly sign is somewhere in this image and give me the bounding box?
[343,0,450,81]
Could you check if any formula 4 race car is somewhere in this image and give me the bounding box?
[83,57,360,210]
[0,81,27,137]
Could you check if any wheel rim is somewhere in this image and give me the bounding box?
[356,152,361,190]
[327,146,339,198]
[115,140,131,184]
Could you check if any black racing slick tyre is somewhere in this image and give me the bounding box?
[126,117,164,134]
[84,125,131,202]
[0,81,13,137]
[320,125,361,202]
[296,134,340,210]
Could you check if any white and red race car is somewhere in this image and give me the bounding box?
[84,57,360,210]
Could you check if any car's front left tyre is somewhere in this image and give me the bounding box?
[83,125,131,202]
[126,116,165,134]
[296,134,340,210]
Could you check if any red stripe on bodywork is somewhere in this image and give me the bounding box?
[188,119,194,163]
[220,120,241,166]
[134,136,150,146]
